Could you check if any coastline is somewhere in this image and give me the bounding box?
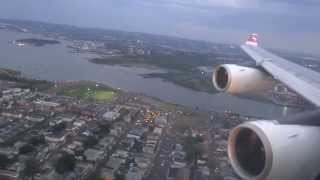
[0,67,199,113]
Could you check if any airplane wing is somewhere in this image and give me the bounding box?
[213,34,320,180]
[241,34,320,106]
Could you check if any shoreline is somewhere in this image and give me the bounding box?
[0,68,196,111]
[0,67,261,120]
[0,26,304,118]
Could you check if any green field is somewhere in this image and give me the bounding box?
[47,81,117,102]
[93,91,115,101]
[63,88,116,101]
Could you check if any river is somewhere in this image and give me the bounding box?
[0,30,302,118]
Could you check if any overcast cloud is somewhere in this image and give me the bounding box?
[0,0,319,54]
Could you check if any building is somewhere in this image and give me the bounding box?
[167,167,179,180]
[142,144,155,154]
[73,120,86,128]
[155,115,167,127]
[100,169,114,180]
[105,157,124,174]
[25,115,45,122]
[45,133,67,143]
[98,136,116,150]
[134,156,151,170]
[34,100,60,107]
[111,150,129,159]
[0,169,18,180]
[0,147,17,158]
[153,127,163,135]
[74,162,94,179]
[125,167,142,180]
[127,129,145,140]
[103,111,120,122]
[177,168,190,180]
[84,148,104,162]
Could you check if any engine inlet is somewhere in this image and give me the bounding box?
[235,128,266,176]
[214,66,229,90]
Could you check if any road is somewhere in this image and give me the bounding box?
[144,130,176,180]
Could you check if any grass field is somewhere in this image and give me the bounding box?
[47,81,117,102]
[63,88,116,101]
[93,91,115,101]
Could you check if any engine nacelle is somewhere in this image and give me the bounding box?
[213,64,275,94]
[228,121,320,180]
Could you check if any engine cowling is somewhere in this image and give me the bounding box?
[228,121,320,180]
[212,64,275,94]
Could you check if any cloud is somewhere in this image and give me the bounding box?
[265,0,320,5]
[139,0,256,9]
[0,0,319,54]
[164,0,242,8]
[138,0,319,15]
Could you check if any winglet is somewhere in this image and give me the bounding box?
[245,33,258,46]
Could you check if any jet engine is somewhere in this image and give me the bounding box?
[212,64,275,94]
[228,120,320,180]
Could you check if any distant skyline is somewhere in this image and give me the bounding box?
[0,0,319,54]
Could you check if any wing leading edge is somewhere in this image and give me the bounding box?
[241,43,320,107]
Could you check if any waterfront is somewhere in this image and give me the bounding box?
[0,30,301,118]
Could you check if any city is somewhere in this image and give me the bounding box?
[0,1,319,179]
[0,73,252,180]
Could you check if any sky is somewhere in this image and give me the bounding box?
[0,0,319,54]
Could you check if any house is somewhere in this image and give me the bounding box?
[127,129,145,140]
[73,120,86,127]
[142,144,155,154]
[111,150,129,159]
[45,132,67,143]
[153,127,163,135]
[0,169,19,180]
[100,169,114,180]
[103,111,120,122]
[125,167,142,180]
[84,148,104,162]
[177,168,190,180]
[154,115,167,127]
[26,115,45,122]
[105,157,124,174]
[98,136,116,150]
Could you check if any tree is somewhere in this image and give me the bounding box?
[19,144,35,154]
[29,135,45,146]
[131,139,143,153]
[83,135,98,149]
[20,158,40,180]
[0,154,10,169]
[52,122,66,133]
[98,122,111,135]
[54,153,76,174]
[185,145,203,164]
[86,171,103,180]
[183,136,204,165]
[114,173,125,180]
